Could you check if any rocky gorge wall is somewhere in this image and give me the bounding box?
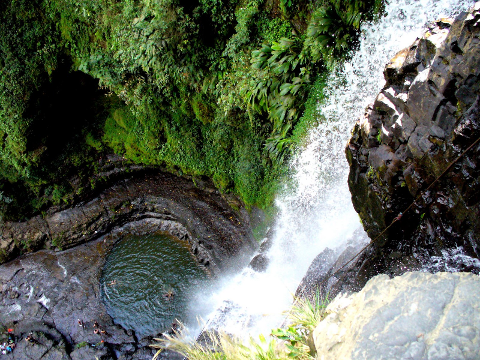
[0,163,257,359]
[0,161,257,275]
[344,2,480,282]
[296,1,480,306]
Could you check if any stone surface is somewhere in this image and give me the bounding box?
[0,171,257,275]
[0,169,257,359]
[313,272,480,360]
[295,228,369,300]
[345,2,480,286]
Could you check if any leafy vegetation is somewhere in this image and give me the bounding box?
[0,0,386,221]
[151,294,329,359]
[305,0,385,67]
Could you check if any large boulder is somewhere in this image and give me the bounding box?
[313,271,480,360]
[345,2,480,282]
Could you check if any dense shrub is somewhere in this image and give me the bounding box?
[0,0,386,220]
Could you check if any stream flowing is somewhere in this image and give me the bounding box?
[196,0,473,338]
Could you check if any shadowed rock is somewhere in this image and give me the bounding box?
[0,171,257,275]
[344,3,480,288]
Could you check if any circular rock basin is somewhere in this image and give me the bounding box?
[100,232,211,338]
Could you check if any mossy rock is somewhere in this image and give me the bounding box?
[192,93,215,125]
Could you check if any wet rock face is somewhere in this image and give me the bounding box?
[0,238,136,359]
[0,171,257,275]
[313,271,480,360]
[0,170,256,358]
[346,3,480,277]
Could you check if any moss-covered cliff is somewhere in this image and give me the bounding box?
[0,0,385,221]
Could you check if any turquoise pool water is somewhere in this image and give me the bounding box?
[100,232,210,338]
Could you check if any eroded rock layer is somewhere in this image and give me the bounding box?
[0,169,257,275]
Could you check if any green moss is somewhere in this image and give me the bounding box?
[75,341,88,349]
[191,93,214,125]
[51,236,63,251]
[0,0,387,220]
[213,172,232,192]
[367,166,375,180]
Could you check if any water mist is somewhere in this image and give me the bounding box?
[194,0,473,338]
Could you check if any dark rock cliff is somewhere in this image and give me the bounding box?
[297,3,480,302]
[345,3,480,278]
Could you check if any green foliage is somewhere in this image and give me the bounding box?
[257,17,294,43]
[0,0,111,219]
[0,0,387,221]
[152,326,287,360]
[0,0,60,182]
[287,293,329,333]
[279,0,297,18]
[51,184,67,205]
[51,236,63,250]
[192,93,215,124]
[271,327,311,359]
[85,133,103,151]
[74,341,88,349]
[304,0,386,67]
[290,74,328,145]
[250,38,310,122]
[152,294,328,360]
[367,166,375,179]
[102,104,163,165]
[222,0,262,58]
[376,128,382,143]
[244,0,386,160]
[248,37,312,160]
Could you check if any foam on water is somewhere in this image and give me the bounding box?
[196,0,474,337]
[424,247,480,273]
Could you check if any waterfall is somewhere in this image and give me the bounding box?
[194,0,473,338]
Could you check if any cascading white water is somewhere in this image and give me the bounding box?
[194,0,473,338]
